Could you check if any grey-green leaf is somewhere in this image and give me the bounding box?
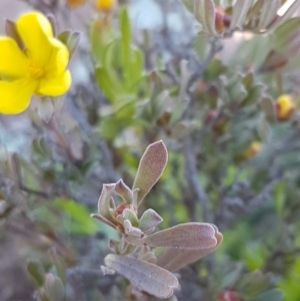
[97,183,116,224]
[104,254,179,299]
[230,0,254,30]
[139,209,163,232]
[156,225,223,272]
[133,141,168,205]
[193,0,216,35]
[44,274,65,301]
[126,222,217,250]
[115,179,133,203]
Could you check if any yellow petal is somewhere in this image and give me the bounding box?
[16,12,53,64]
[45,38,70,76]
[0,78,37,114]
[0,37,27,78]
[36,70,71,96]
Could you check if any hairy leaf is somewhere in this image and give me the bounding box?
[156,226,223,272]
[126,222,217,250]
[193,0,216,35]
[133,141,168,204]
[230,0,254,29]
[257,0,281,30]
[115,179,133,203]
[269,0,300,31]
[139,209,163,232]
[104,254,179,299]
[97,184,116,225]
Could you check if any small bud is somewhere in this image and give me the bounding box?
[275,94,296,121]
[114,203,132,217]
[215,6,230,32]
[206,110,227,134]
[242,141,261,160]
[95,0,117,13]
[66,0,88,8]
[218,290,241,301]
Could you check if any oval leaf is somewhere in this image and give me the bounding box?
[104,254,179,299]
[27,260,45,287]
[156,226,223,272]
[139,209,163,232]
[45,274,65,301]
[193,0,216,35]
[133,141,168,205]
[126,222,217,250]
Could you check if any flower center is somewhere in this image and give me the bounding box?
[27,60,45,80]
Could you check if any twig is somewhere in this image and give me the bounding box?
[19,185,50,199]
[183,136,211,222]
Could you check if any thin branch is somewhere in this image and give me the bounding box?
[183,136,211,222]
[19,185,50,199]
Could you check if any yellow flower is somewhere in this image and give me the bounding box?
[275,94,296,121]
[0,12,71,114]
[95,0,116,12]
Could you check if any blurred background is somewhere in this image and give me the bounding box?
[1,0,300,301]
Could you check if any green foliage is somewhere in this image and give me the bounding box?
[54,198,99,235]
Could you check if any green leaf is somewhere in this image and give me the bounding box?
[114,95,136,118]
[238,270,269,297]
[100,117,121,139]
[54,198,98,234]
[120,7,132,88]
[95,66,117,101]
[27,260,45,287]
[274,17,300,50]
[129,47,144,86]
[273,181,286,217]
[251,289,284,301]
[103,41,126,94]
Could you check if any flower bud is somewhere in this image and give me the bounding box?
[95,0,117,12]
[206,110,227,135]
[275,94,296,121]
[66,0,87,8]
[215,6,231,32]
[218,290,241,301]
[242,141,261,160]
